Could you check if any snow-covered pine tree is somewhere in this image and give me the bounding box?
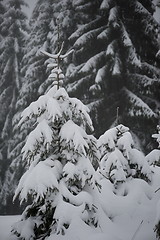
[10,44,103,240]
[0,0,5,191]
[19,0,54,107]
[98,124,152,187]
[97,124,155,233]
[0,0,79,215]
[145,125,160,166]
[0,0,28,214]
[151,124,160,238]
[19,0,77,101]
[0,151,2,190]
[0,0,28,145]
[66,0,160,152]
[0,0,5,40]
[38,0,78,95]
[0,0,54,215]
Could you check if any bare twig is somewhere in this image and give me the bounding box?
[131,220,143,240]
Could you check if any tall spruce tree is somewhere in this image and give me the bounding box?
[0,0,77,214]
[0,0,28,148]
[66,0,160,152]
[19,0,54,105]
[10,43,110,240]
[0,0,28,213]
[0,0,5,190]
[38,0,78,94]
[0,0,5,40]
[0,0,81,214]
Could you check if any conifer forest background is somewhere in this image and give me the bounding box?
[0,0,160,215]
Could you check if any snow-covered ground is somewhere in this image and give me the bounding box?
[0,169,158,240]
[0,215,20,240]
[1,181,158,240]
[0,210,156,240]
[0,177,158,240]
[0,168,159,240]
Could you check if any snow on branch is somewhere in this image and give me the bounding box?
[67,74,92,94]
[95,65,107,84]
[97,27,110,40]
[121,25,132,47]
[128,46,141,67]
[80,51,105,73]
[13,159,60,203]
[112,55,121,76]
[145,149,160,165]
[46,97,62,122]
[21,119,53,161]
[152,125,160,148]
[108,6,119,28]
[134,1,151,15]
[74,26,106,48]
[18,95,48,125]
[69,17,101,41]
[40,42,64,60]
[19,92,62,126]
[60,120,89,156]
[141,62,160,77]
[106,41,115,56]
[100,0,112,10]
[60,181,93,208]
[156,50,160,58]
[69,97,94,132]
[123,87,157,118]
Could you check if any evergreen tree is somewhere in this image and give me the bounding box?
[98,124,152,187]
[0,0,5,39]
[18,0,76,100]
[0,0,28,213]
[38,0,79,94]
[150,125,160,238]
[0,0,82,215]
[10,45,105,240]
[0,151,2,189]
[0,0,28,144]
[66,0,160,152]
[96,125,155,238]
[145,125,160,166]
[0,0,78,214]
[0,0,5,190]
[19,0,54,106]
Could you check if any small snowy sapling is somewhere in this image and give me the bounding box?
[98,124,152,187]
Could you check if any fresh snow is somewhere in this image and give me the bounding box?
[7,127,160,240]
[0,174,159,240]
[0,215,20,240]
[1,115,160,240]
[14,159,60,203]
[60,120,89,154]
[80,51,105,73]
[74,27,106,48]
[146,149,160,165]
[6,113,160,240]
[100,0,111,10]
[123,87,156,118]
